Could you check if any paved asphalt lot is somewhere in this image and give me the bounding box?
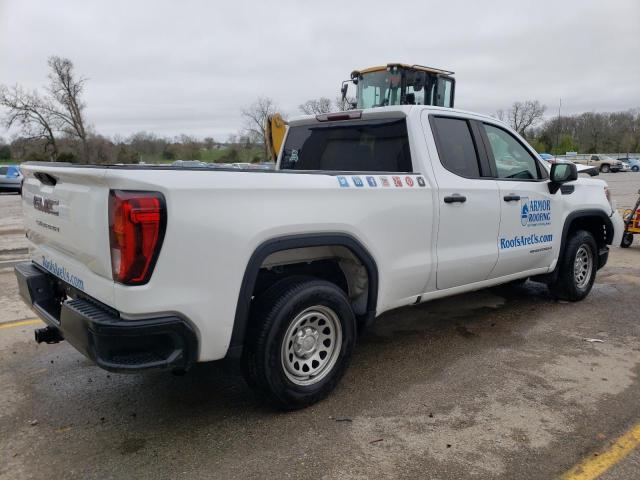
[0,172,639,479]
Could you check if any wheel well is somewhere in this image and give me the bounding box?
[228,234,379,357]
[254,246,370,316]
[567,215,610,250]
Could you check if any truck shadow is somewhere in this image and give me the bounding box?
[7,280,561,433]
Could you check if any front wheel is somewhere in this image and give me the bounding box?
[632,166,639,172]
[621,232,634,248]
[548,230,597,301]
[600,164,610,173]
[242,277,356,410]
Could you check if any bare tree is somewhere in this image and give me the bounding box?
[241,97,279,159]
[299,97,332,115]
[203,136,215,149]
[335,95,357,112]
[45,56,89,160]
[505,100,546,138]
[0,85,59,160]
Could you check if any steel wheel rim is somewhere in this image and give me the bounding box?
[281,305,342,386]
[574,244,593,289]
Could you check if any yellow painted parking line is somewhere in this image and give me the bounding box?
[561,422,640,480]
[0,318,42,330]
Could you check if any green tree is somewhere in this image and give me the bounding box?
[0,144,10,160]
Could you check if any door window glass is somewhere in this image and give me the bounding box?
[431,117,480,178]
[483,124,541,180]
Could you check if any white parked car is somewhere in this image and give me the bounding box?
[15,106,624,409]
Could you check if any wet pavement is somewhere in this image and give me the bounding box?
[1,174,639,479]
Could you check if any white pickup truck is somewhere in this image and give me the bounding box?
[15,106,624,409]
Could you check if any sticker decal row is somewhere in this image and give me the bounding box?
[338,175,426,188]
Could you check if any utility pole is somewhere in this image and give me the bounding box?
[555,98,562,154]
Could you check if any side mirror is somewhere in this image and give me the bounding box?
[340,82,349,101]
[549,163,578,194]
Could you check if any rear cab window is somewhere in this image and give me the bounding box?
[280,118,413,172]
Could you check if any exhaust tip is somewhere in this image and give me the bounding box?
[34,326,64,344]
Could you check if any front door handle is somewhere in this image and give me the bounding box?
[503,194,521,202]
[444,194,467,204]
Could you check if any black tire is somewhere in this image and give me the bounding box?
[600,164,610,173]
[621,232,634,248]
[548,230,598,301]
[632,166,639,172]
[242,276,356,410]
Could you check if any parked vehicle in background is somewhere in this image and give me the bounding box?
[250,163,276,170]
[15,106,625,409]
[538,153,557,164]
[537,155,598,176]
[569,154,626,173]
[0,165,23,193]
[171,160,208,167]
[617,157,640,172]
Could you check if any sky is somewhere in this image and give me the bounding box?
[1,0,639,141]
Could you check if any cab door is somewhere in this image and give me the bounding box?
[478,122,563,278]
[424,113,501,290]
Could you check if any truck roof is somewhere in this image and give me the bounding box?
[352,63,455,76]
[288,105,505,128]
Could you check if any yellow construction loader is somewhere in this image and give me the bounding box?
[266,63,455,161]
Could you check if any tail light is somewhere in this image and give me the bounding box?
[109,190,166,285]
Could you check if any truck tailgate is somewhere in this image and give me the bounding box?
[21,164,115,303]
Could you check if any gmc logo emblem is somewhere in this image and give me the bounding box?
[33,195,59,216]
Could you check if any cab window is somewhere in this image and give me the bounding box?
[435,78,454,107]
[483,124,542,180]
[280,118,412,172]
[430,117,481,178]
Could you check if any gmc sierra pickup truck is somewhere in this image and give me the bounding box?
[15,106,624,409]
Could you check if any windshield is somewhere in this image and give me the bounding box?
[356,71,402,109]
[356,70,454,109]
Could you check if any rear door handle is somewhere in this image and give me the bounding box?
[503,194,521,202]
[443,194,467,204]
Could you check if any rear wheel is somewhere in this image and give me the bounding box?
[621,232,634,248]
[600,164,610,173]
[548,230,597,301]
[242,277,356,410]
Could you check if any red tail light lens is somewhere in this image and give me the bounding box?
[109,190,166,285]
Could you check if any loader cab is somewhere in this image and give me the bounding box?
[347,64,455,110]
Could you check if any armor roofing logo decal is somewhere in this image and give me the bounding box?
[520,197,529,226]
[521,197,552,227]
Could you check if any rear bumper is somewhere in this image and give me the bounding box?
[0,180,21,191]
[14,261,197,373]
